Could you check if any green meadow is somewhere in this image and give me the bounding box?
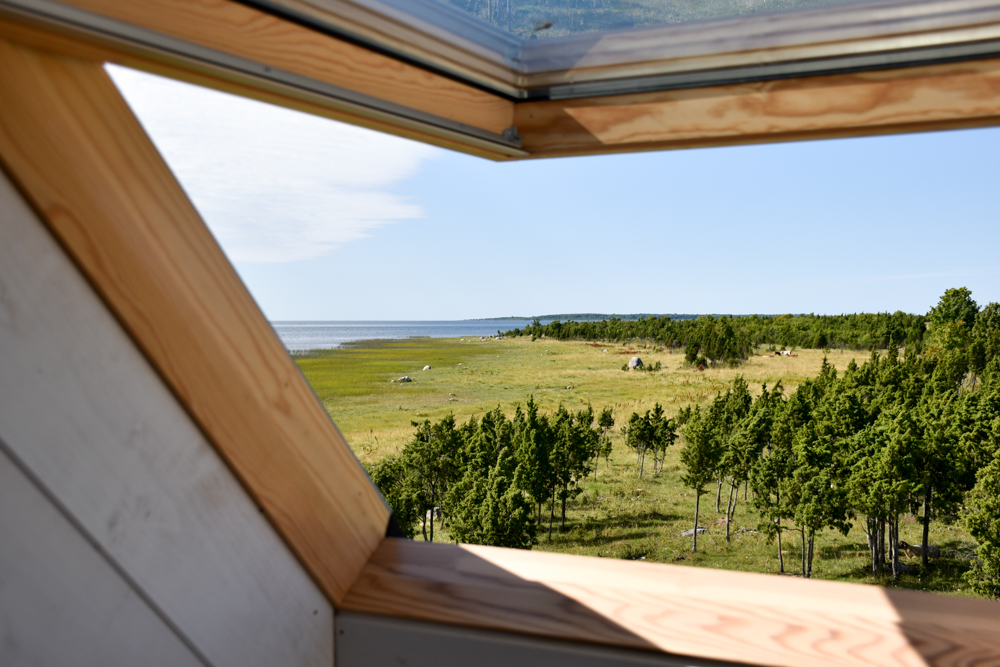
[297,336,979,594]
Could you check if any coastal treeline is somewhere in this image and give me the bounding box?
[506,312,930,366]
[369,400,616,548]
[676,288,1000,595]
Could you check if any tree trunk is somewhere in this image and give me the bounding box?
[868,517,878,577]
[639,445,646,478]
[776,487,784,574]
[715,478,722,512]
[561,484,567,530]
[725,481,735,543]
[800,528,806,577]
[429,487,436,542]
[776,519,784,574]
[548,492,555,540]
[922,486,933,569]
[806,531,815,579]
[730,480,739,518]
[537,501,542,525]
[878,518,886,576]
[692,492,701,553]
[893,515,903,578]
[421,512,427,542]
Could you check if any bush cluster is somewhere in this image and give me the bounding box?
[677,290,1000,593]
[369,400,616,547]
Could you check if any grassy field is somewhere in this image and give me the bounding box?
[297,336,979,595]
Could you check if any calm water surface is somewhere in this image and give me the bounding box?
[272,320,547,351]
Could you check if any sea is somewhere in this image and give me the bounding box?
[271,320,548,352]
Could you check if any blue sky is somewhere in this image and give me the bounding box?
[109,65,1000,321]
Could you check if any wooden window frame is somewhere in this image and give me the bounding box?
[242,0,1000,99]
[2,3,1000,665]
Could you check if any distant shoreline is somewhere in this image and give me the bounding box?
[468,313,783,322]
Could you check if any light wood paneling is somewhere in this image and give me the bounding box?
[342,539,1000,667]
[0,446,205,667]
[0,38,389,604]
[517,57,1000,157]
[0,167,332,667]
[38,0,512,135]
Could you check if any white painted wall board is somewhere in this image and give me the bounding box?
[0,170,332,667]
[0,444,205,667]
[336,612,737,667]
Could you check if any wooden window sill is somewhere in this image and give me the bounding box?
[341,538,1000,667]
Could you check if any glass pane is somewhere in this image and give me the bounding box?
[440,0,864,38]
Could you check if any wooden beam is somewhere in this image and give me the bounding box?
[0,12,520,161]
[0,37,389,605]
[342,539,1000,667]
[516,57,1000,157]
[58,0,513,134]
[0,0,516,158]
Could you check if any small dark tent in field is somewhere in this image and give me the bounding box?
[2,0,1000,665]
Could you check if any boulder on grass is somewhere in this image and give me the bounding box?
[423,365,431,370]
[394,376,413,383]
[628,356,643,369]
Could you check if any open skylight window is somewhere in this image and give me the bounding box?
[247,0,1000,97]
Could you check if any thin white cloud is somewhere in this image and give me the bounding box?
[106,65,440,262]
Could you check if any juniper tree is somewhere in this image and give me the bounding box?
[477,446,537,549]
[965,447,1000,599]
[367,455,421,539]
[791,417,852,578]
[718,377,753,537]
[915,389,964,567]
[748,384,794,572]
[973,302,1000,361]
[404,415,462,541]
[681,405,723,553]
[548,404,596,532]
[513,397,554,525]
[595,405,615,476]
[625,411,652,478]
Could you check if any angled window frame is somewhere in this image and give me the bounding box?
[2,5,1000,663]
[246,0,1000,100]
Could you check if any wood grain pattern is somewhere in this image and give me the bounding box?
[516,57,1000,157]
[244,0,523,95]
[0,37,389,605]
[0,167,332,667]
[50,0,512,135]
[0,15,520,161]
[342,539,1000,667]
